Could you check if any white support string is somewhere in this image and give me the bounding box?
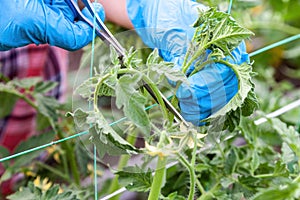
[254,99,300,125]
[100,187,127,200]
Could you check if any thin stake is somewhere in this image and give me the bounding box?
[94,145,98,200]
[0,131,88,162]
[249,34,300,57]
[254,99,300,125]
[228,0,233,14]
[90,1,98,199]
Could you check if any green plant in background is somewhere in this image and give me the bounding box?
[0,77,60,131]
[0,77,97,199]
[7,181,81,200]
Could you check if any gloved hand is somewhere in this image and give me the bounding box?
[0,0,105,51]
[127,0,250,126]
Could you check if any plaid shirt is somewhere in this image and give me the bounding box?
[0,44,68,152]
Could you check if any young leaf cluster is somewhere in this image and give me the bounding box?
[182,8,258,130]
[71,47,189,159]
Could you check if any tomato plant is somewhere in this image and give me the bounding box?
[68,8,259,199]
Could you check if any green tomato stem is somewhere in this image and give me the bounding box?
[178,153,196,200]
[182,47,205,74]
[196,178,206,196]
[148,130,168,200]
[4,90,38,110]
[60,150,70,179]
[181,24,204,73]
[148,157,167,200]
[191,133,198,166]
[36,161,70,182]
[93,73,111,113]
[142,75,170,121]
[169,83,181,123]
[189,59,216,77]
[197,183,220,200]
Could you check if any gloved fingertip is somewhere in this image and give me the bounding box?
[81,2,105,22]
[176,84,193,99]
[92,2,106,22]
[228,41,249,65]
[68,21,92,50]
[179,109,206,127]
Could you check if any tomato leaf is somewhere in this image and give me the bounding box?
[272,118,300,157]
[34,93,59,131]
[87,111,139,158]
[116,166,153,192]
[0,91,18,118]
[146,48,162,65]
[7,182,81,200]
[34,81,58,94]
[75,78,95,100]
[194,8,254,58]
[115,73,150,134]
[251,181,300,200]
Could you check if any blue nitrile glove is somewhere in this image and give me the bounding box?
[127,0,250,126]
[0,0,105,51]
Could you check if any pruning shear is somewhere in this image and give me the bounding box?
[65,0,189,126]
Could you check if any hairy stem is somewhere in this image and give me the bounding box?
[93,73,111,113]
[182,47,206,74]
[189,59,216,77]
[148,157,167,200]
[36,161,69,182]
[148,130,168,200]
[181,25,202,71]
[196,178,206,196]
[60,150,70,179]
[197,183,220,200]
[142,75,169,121]
[4,90,38,110]
[178,153,196,200]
